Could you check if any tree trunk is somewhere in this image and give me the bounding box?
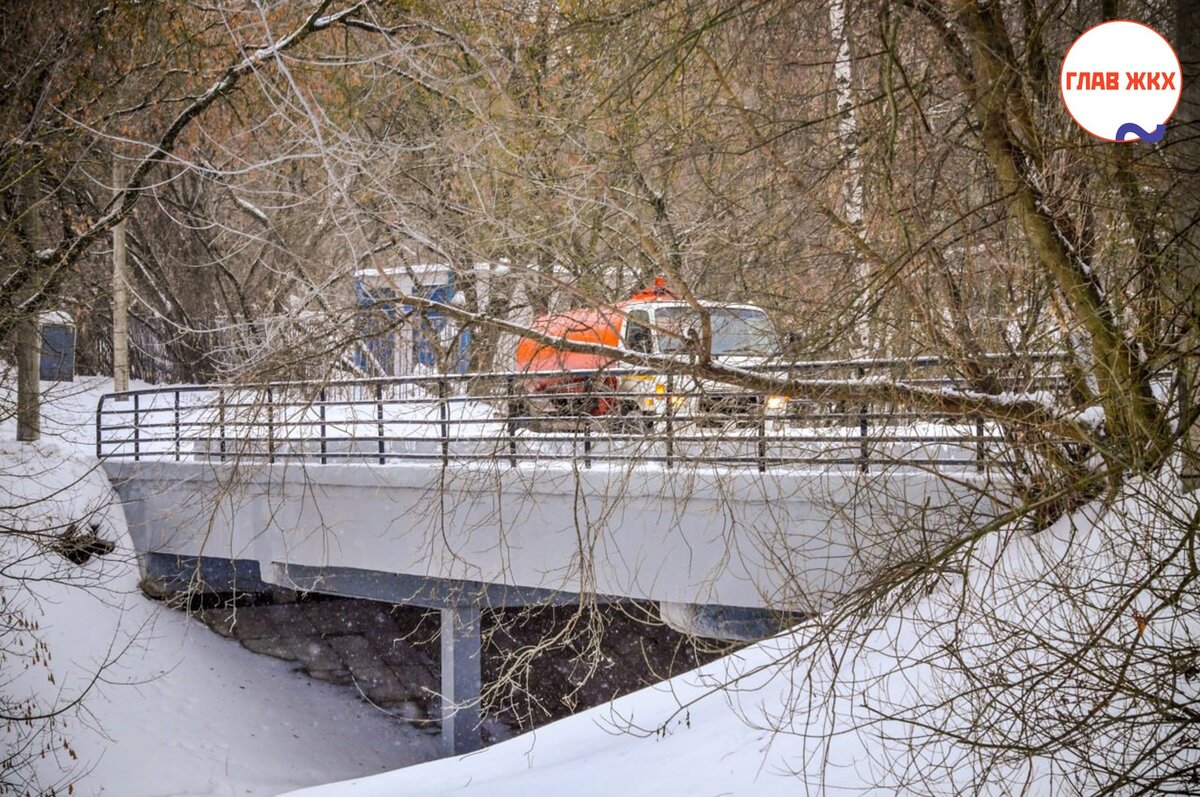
[953,1,1165,470]
[113,159,130,392]
[15,165,46,442]
[1175,0,1200,487]
[15,318,40,442]
[828,0,867,354]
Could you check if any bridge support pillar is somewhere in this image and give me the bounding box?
[440,604,482,755]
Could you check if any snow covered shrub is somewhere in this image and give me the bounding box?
[921,477,1200,793]
[778,473,1200,794]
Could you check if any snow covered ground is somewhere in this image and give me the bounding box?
[1,376,441,796]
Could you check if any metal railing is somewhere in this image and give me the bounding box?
[95,355,1071,473]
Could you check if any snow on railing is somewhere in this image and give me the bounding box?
[95,356,1073,473]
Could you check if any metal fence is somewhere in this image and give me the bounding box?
[95,355,1071,473]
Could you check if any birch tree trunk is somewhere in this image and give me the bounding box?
[112,159,129,393]
[828,0,866,354]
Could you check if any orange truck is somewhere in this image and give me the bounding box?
[514,278,785,421]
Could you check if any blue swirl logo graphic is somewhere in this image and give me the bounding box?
[1115,122,1166,143]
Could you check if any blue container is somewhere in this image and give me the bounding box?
[354,274,471,375]
[40,316,76,382]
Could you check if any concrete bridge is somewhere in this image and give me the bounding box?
[97,360,1058,752]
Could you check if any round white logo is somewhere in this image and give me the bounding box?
[1060,21,1181,142]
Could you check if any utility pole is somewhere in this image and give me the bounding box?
[113,158,129,392]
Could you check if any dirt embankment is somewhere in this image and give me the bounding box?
[195,594,734,741]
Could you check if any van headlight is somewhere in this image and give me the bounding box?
[765,395,788,411]
[651,383,687,410]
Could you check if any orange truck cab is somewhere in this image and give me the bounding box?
[514,278,783,419]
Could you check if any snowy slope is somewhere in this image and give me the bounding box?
[1,377,441,796]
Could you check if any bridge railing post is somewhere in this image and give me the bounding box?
[665,373,675,469]
[438,376,449,467]
[757,407,766,473]
[505,375,517,467]
[266,387,275,464]
[582,377,593,469]
[174,389,181,462]
[319,387,327,465]
[218,388,226,463]
[376,382,386,465]
[975,414,985,473]
[95,396,104,459]
[856,364,868,474]
[133,391,141,462]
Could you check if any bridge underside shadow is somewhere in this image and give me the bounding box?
[142,551,783,754]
